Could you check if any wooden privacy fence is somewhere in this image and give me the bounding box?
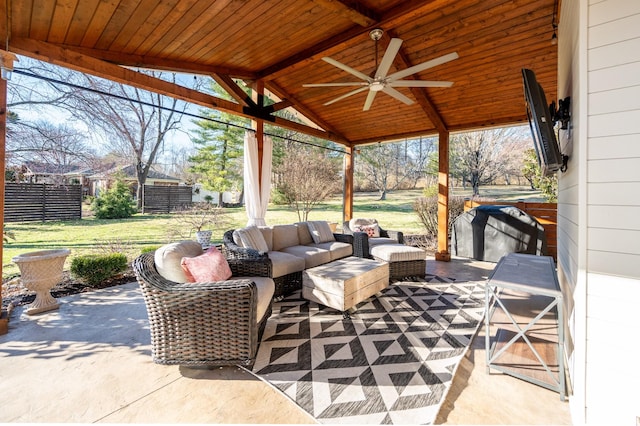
[463,200,558,260]
[142,185,193,213]
[4,183,82,222]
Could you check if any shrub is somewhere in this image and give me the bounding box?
[140,246,159,254]
[91,180,137,219]
[413,195,466,241]
[70,253,129,286]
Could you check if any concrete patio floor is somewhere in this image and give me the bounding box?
[0,257,572,424]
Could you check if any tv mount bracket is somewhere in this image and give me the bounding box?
[550,96,571,172]
[550,96,571,130]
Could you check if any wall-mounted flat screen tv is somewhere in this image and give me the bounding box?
[522,68,563,176]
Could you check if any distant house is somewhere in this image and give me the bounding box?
[22,161,83,184]
[89,164,181,198]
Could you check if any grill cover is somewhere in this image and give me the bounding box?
[451,205,547,262]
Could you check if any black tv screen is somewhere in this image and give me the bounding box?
[522,68,563,176]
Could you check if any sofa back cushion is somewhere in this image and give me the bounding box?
[235,226,270,252]
[258,226,273,251]
[307,220,336,244]
[154,241,203,283]
[272,224,300,251]
[295,222,314,245]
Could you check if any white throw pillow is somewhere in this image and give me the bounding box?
[307,220,335,244]
[154,241,204,283]
[236,226,269,252]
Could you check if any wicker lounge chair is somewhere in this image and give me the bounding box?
[133,252,273,367]
[342,219,404,258]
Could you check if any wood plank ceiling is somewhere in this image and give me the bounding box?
[3,0,559,147]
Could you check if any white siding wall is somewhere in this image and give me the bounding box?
[559,0,640,424]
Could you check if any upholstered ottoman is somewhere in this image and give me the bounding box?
[302,256,389,315]
[369,244,426,280]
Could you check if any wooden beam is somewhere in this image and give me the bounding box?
[435,130,451,262]
[269,99,294,112]
[310,0,379,27]
[0,50,12,335]
[9,38,347,144]
[53,45,258,80]
[342,145,354,224]
[211,74,256,108]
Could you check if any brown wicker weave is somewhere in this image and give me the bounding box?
[132,252,271,367]
[222,229,354,299]
[373,256,426,280]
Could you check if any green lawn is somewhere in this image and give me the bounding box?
[2,186,543,278]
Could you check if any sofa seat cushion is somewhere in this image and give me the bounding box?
[281,245,331,269]
[309,241,353,261]
[231,276,275,321]
[267,250,306,278]
[154,241,204,283]
[367,237,398,247]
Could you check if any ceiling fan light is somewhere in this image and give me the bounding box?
[370,81,385,91]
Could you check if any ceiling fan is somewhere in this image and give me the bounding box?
[303,28,459,111]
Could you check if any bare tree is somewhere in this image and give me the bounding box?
[449,127,527,196]
[65,72,192,208]
[273,145,341,222]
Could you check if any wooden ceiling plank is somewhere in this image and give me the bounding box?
[310,0,379,27]
[28,0,55,40]
[47,0,80,44]
[93,1,140,50]
[106,0,178,52]
[211,74,255,108]
[120,0,182,54]
[8,0,33,39]
[79,0,121,48]
[155,0,238,60]
[64,0,101,45]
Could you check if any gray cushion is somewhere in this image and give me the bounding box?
[368,237,398,246]
[267,250,306,278]
[281,245,331,269]
[295,222,314,245]
[236,226,269,252]
[272,224,300,251]
[309,241,353,261]
[307,220,335,244]
[154,241,203,283]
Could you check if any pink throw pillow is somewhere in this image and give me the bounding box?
[180,247,232,283]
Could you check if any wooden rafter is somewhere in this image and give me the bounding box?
[9,38,347,144]
[310,0,379,27]
[211,74,257,108]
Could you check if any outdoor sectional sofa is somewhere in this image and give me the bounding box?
[223,221,354,298]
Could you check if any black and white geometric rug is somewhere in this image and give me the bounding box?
[252,274,486,424]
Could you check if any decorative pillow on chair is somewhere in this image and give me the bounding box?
[235,226,269,252]
[354,223,380,238]
[307,220,336,244]
[181,247,233,282]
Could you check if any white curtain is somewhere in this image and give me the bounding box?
[244,131,272,227]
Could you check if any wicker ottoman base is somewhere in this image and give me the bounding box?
[370,244,427,280]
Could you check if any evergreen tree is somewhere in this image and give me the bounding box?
[189,82,249,207]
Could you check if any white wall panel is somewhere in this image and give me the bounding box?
[588,158,640,182]
[589,205,640,229]
[589,62,640,93]
[589,134,640,159]
[588,228,640,254]
[587,250,640,278]
[588,14,640,50]
[588,182,640,205]
[588,0,640,26]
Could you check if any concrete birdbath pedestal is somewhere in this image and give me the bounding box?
[12,249,71,315]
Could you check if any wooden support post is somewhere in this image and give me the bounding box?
[0,51,15,334]
[252,80,265,193]
[435,130,451,262]
[342,146,354,224]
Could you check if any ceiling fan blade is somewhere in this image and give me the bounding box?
[303,82,368,87]
[322,57,370,81]
[363,90,378,111]
[387,51,459,82]
[323,86,369,106]
[389,80,454,88]
[382,86,414,105]
[375,38,403,79]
